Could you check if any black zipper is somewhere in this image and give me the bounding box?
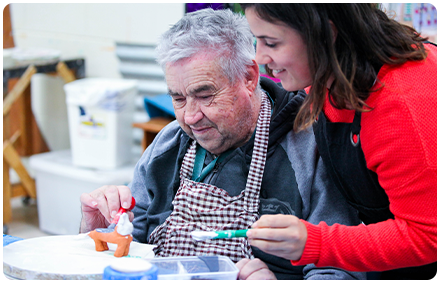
[206,163,220,183]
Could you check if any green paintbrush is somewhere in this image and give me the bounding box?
[190,229,249,241]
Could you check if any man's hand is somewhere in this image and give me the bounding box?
[79,185,134,233]
[236,258,276,280]
[246,214,307,261]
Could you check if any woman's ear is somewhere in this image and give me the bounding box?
[329,20,338,43]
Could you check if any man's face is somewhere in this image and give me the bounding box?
[166,52,257,155]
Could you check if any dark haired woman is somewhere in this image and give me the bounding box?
[241,3,436,279]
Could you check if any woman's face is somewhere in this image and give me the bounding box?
[245,8,313,91]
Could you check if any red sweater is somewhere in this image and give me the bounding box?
[293,43,437,271]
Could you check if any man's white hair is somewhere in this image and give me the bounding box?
[156,8,258,86]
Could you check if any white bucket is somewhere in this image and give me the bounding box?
[64,78,137,169]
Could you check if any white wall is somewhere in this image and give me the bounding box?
[10,3,185,78]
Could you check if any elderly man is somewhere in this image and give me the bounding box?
[80,8,364,280]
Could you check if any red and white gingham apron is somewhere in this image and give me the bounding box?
[148,95,271,263]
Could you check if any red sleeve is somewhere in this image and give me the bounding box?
[292,48,437,271]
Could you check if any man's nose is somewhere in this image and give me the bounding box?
[184,99,203,125]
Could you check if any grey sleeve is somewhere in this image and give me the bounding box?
[285,128,366,280]
[129,121,182,243]
[302,157,365,280]
[128,138,154,243]
[303,265,365,280]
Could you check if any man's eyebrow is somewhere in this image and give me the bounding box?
[168,89,180,97]
[168,85,215,97]
[189,85,215,95]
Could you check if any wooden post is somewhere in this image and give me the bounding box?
[3,4,15,49]
[56,61,76,83]
[3,65,37,116]
[3,140,37,199]
[3,159,12,224]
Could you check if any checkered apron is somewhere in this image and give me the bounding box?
[148,95,271,263]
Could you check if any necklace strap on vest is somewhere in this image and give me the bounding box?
[192,145,233,182]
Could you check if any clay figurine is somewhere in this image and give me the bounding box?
[88,197,136,257]
[89,212,134,257]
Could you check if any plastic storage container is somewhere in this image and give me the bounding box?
[29,150,137,235]
[103,258,158,280]
[150,256,239,280]
[64,78,137,169]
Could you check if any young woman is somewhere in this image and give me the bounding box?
[240,3,436,280]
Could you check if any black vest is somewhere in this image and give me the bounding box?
[313,110,436,280]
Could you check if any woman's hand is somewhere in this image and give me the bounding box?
[236,258,277,280]
[246,214,307,261]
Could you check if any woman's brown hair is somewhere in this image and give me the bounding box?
[241,4,428,131]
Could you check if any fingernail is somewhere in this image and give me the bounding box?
[111,210,116,217]
[91,201,98,207]
[122,202,128,208]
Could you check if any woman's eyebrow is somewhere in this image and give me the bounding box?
[255,35,278,40]
[252,33,276,40]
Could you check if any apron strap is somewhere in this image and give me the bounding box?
[180,94,272,210]
[243,95,271,210]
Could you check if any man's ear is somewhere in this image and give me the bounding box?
[245,59,260,93]
[329,20,338,44]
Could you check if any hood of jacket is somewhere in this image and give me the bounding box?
[255,76,305,149]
